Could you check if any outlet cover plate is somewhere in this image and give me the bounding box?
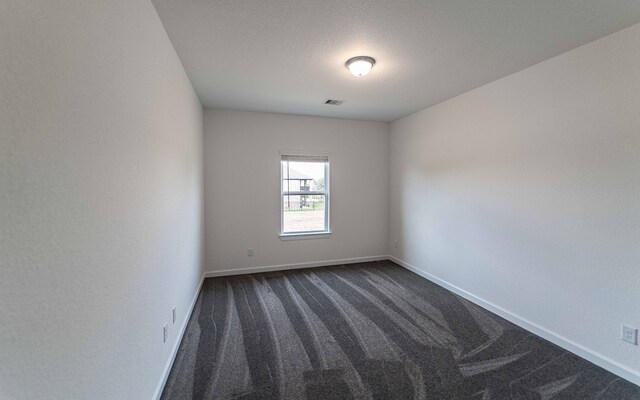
[622,325,637,345]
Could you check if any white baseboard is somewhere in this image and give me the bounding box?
[152,274,205,400]
[154,255,639,398]
[204,255,388,278]
[388,255,640,387]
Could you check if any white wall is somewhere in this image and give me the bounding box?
[390,23,640,382]
[0,1,203,399]
[204,109,389,272]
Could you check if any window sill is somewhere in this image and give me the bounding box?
[279,232,332,241]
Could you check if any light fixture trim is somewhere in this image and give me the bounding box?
[345,56,376,77]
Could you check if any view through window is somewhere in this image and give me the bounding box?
[281,155,329,234]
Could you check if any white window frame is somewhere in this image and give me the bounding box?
[279,154,330,240]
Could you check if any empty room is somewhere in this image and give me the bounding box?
[2,1,640,399]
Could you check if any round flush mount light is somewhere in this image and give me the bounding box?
[345,56,376,77]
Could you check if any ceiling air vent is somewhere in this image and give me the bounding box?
[324,99,343,105]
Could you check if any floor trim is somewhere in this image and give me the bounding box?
[156,255,639,398]
[204,255,388,278]
[152,274,205,400]
[389,255,640,387]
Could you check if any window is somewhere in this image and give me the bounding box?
[280,155,329,237]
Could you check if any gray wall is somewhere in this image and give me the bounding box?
[204,109,389,272]
[0,1,204,399]
[390,23,640,383]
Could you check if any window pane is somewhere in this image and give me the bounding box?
[281,158,328,234]
[282,161,326,193]
[283,194,326,232]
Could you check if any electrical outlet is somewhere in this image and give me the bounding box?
[393,241,399,249]
[172,307,176,324]
[163,323,168,343]
[622,325,637,345]
[247,248,254,257]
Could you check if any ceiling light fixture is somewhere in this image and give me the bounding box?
[345,56,376,77]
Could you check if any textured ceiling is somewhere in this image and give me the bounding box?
[151,0,640,122]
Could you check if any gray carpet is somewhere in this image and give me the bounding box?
[161,261,640,399]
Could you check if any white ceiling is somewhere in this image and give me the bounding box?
[151,0,640,122]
